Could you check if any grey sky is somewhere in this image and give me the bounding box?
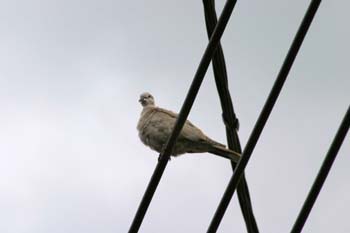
[0,0,349,232]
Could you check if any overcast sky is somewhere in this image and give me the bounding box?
[0,0,349,232]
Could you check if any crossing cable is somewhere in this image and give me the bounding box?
[128,0,238,232]
[207,0,322,232]
[202,0,258,232]
[291,106,350,233]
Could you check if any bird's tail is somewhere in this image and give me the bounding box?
[209,145,241,163]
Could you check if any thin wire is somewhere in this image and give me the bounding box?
[128,0,238,232]
[203,0,259,232]
[207,0,322,232]
[291,106,350,233]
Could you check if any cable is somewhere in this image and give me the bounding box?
[203,0,259,232]
[291,106,350,233]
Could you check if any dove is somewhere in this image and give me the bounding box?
[137,92,240,162]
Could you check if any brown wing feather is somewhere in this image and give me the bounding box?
[154,107,226,145]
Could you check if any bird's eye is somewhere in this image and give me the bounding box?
[147,95,151,98]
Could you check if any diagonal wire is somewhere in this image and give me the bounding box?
[128,0,238,232]
[202,0,259,232]
[291,106,350,233]
[207,0,322,232]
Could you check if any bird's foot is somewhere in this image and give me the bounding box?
[158,154,171,162]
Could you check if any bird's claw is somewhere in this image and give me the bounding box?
[158,154,171,162]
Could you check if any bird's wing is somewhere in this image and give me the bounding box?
[153,107,208,143]
[154,108,195,126]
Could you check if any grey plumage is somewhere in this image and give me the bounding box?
[137,92,240,162]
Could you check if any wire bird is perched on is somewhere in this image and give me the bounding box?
[137,92,241,162]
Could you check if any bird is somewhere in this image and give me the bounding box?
[137,92,241,162]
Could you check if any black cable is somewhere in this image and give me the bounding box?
[207,0,322,232]
[203,0,259,232]
[291,106,350,233]
[128,0,238,232]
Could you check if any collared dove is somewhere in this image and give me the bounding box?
[137,92,240,162]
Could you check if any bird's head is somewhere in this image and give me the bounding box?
[139,92,155,107]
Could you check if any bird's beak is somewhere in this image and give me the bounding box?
[138,97,144,103]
